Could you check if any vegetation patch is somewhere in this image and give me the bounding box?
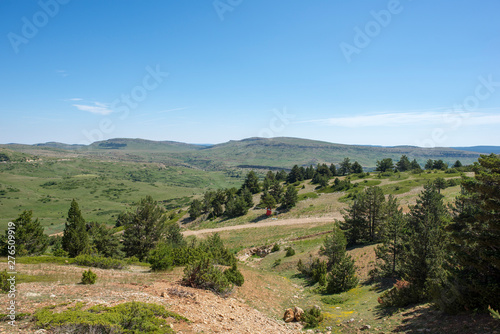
[74,254,127,270]
[34,301,188,333]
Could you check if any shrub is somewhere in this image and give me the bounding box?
[273,258,282,267]
[148,243,175,271]
[1,270,10,293]
[271,243,280,252]
[285,246,295,257]
[223,264,244,286]
[183,257,232,295]
[81,269,97,285]
[303,307,324,329]
[34,301,187,333]
[377,279,421,307]
[74,254,126,270]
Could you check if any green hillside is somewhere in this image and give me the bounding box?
[183,137,481,169]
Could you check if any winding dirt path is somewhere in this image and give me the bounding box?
[182,214,342,236]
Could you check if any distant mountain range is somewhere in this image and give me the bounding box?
[2,137,498,170]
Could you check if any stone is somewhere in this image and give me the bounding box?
[283,308,295,323]
[360,324,371,330]
[294,306,304,321]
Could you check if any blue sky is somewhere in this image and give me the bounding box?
[1,0,499,146]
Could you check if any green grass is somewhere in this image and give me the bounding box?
[0,158,243,233]
[298,192,319,201]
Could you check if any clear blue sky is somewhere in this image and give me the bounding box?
[1,0,499,146]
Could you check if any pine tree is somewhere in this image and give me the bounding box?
[62,199,89,258]
[269,180,284,203]
[189,199,203,220]
[281,184,298,209]
[350,161,363,174]
[396,155,411,172]
[402,184,448,294]
[1,210,49,256]
[443,154,500,312]
[241,186,254,208]
[123,196,168,261]
[410,159,422,171]
[242,171,260,194]
[260,191,276,209]
[339,158,351,176]
[321,226,358,293]
[375,196,407,277]
[87,222,122,258]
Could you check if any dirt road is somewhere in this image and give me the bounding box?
[182,214,342,236]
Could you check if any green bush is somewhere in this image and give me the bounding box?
[320,295,348,305]
[377,279,421,307]
[34,301,187,333]
[183,257,233,295]
[148,243,175,271]
[273,258,282,267]
[74,254,127,270]
[271,243,280,252]
[81,269,97,285]
[285,246,295,257]
[223,264,244,286]
[303,307,324,328]
[1,270,10,293]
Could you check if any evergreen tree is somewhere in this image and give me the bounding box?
[0,210,49,256]
[339,158,351,176]
[433,159,447,170]
[402,184,448,294]
[433,177,447,193]
[350,161,363,174]
[242,171,260,194]
[376,158,394,172]
[341,196,367,245]
[87,222,122,258]
[453,160,463,168]
[321,226,358,293]
[241,186,254,208]
[287,165,303,183]
[276,170,288,181]
[260,191,277,209]
[188,199,203,220]
[62,199,89,258]
[375,196,407,278]
[123,196,168,261]
[396,155,411,172]
[329,163,337,176]
[269,180,284,203]
[281,184,298,209]
[410,159,422,171]
[304,165,315,179]
[443,154,500,312]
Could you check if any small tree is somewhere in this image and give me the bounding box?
[87,222,122,258]
[62,199,89,258]
[122,196,168,261]
[242,171,260,194]
[1,210,49,256]
[376,158,394,173]
[350,161,363,174]
[260,191,277,209]
[281,185,298,209]
[188,199,203,220]
[339,158,351,176]
[81,269,97,285]
[396,155,411,172]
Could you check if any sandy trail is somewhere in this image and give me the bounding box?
[182,214,342,236]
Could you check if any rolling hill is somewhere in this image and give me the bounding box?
[1,137,485,169]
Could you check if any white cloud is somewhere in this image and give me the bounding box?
[73,102,113,115]
[66,98,83,101]
[304,109,500,128]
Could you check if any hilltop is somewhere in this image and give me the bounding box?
[1,136,490,170]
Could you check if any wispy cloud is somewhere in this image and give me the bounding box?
[73,101,113,115]
[302,109,500,128]
[66,98,83,101]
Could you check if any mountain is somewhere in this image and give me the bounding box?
[451,146,500,155]
[1,137,482,169]
[181,137,481,169]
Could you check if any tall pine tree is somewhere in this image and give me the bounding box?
[62,199,89,257]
